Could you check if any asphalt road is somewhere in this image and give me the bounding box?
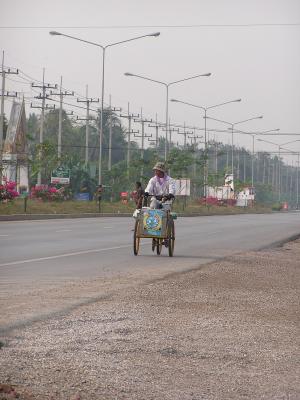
[1,212,300,280]
[1,212,300,331]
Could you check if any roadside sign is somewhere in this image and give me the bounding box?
[175,179,190,196]
[74,193,90,201]
[51,167,70,184]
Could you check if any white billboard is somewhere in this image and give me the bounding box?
[175,179,190,196]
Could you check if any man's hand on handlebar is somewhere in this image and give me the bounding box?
[163,193,175,201]
[143,193,175,201]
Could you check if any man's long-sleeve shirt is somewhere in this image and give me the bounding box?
[145,175,175,196]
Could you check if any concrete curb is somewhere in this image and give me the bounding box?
[0,210,275,221]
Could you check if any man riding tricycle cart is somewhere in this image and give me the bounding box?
[133,162,177,257]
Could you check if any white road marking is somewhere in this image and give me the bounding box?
[0,244,135,267]
[0,234,9,237]
[55,229,72,233]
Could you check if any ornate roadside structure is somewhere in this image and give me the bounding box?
[2,99,29,191]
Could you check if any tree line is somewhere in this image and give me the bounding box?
[2,108,299,206]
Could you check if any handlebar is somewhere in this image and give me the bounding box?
[143,194,175,202]
[143,194,163,200]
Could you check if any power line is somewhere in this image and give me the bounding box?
[0,23,299,29]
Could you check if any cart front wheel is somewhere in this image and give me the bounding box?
[152,238,162,255]
[133,220,140,255]
[156,238,163,255]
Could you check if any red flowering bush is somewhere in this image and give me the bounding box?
[0,178,19,202]
[31,185,64,201]
[198,196,219,206]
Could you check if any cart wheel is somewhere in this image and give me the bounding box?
[152,238,162,255]
[167,219,175,257]
[152,238,156,252]
[156,238,163,255]
[133,220,140,256]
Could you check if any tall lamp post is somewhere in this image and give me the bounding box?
[205,115,263,182]
[170,98,241,196]
[50,31,160,185]
[257,138,300,202]
[124,72,211,161]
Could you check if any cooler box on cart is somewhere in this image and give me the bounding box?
[138,208,167,238]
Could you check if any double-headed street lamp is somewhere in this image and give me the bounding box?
[124,72,211,161]
[205,115,263,183]
[170,98,241,196]
[257,138,300,201]
[50,30,160,184]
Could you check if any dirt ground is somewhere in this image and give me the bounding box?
[0,239,299,400]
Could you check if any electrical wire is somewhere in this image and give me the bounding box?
[0,23,299,29]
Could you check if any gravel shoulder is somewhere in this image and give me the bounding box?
[0,239,300,400]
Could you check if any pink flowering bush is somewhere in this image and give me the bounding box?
[31,185,64,201]
[0,178,19,202]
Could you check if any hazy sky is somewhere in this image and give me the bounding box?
[1,0,300,163]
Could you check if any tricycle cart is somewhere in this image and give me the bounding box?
[133,205,176,257]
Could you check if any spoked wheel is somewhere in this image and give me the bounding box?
[167,219,175,257]
[152,238,163,255]
[156,238,163,255]
[133,220,140,256]
[152,238,156,252]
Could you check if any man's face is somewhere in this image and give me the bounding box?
[155,169,164,178]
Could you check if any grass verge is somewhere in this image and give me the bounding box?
[0,198,272,216]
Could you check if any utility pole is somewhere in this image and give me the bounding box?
[214,141,218,175]
[162,121,179,153]
[237,146,240,180]
[168,118,178,150]
[0,51,18,182]
[49,76,74,160]
[272,160,276,190]
[188,133,203,178]
[120,103,139,177]
[134,109,152,178]
[76,86,99,166]
[147,114,163,151]
[142,116,161,151]
[108,95,121,171]
[226,140,230,172]
[31,68,57,184]
[177,122,193,150]
[289,163,293,202]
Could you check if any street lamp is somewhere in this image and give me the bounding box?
[124,72,211,161]
[50,30,160,184]
[257,138,300,202]
[170,98,241,196]
[205,115,263,184]
[233,128,280,187]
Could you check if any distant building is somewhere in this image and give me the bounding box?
[236,187,255,207]
[2,99,29,191]
[207,174,255,206]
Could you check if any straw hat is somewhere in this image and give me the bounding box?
[153,162,166,173]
